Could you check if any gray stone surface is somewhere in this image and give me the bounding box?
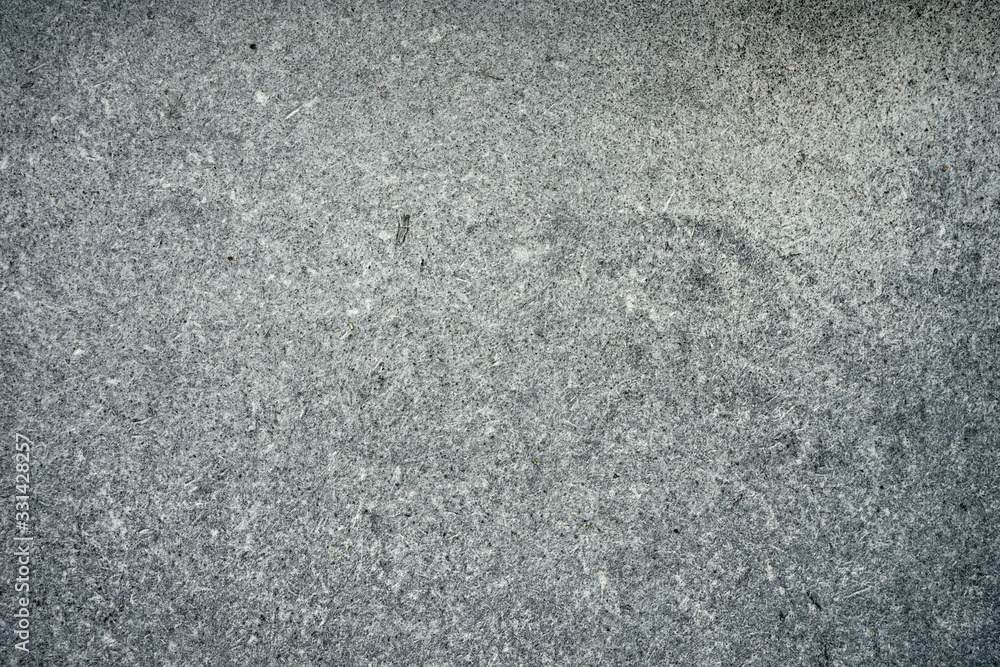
[2,0,998,664]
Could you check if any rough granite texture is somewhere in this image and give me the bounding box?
[1,0,999,665]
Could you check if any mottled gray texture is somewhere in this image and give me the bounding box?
[2,0,999,664]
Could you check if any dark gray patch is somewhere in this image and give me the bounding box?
[395,213,411,246]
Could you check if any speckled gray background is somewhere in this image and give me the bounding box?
[2,0,999,664]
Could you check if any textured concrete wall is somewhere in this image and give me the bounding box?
[1,0,998,664]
